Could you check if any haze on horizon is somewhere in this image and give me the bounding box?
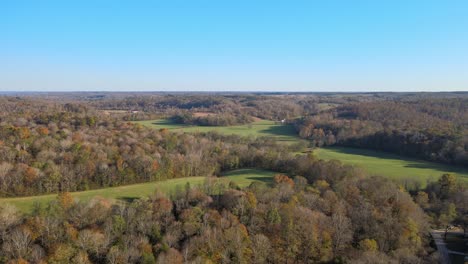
[2,0,468,92]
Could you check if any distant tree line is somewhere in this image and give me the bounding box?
[295,99,468,167]
[171,112,253,126]
[88,94,324,121]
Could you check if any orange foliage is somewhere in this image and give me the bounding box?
[72,132,82,142]
[24,217,45,240]
[116,157,124,172]
[18,127,31,139]
[9,258,29,264]
[273,174,294,187]
[151,160,159,171]
[36,126,49,135]
[24,167,38,184]
[152,197,173,214]
[138,242,153,254]
[238,223,249,237]
[65,222,78,240]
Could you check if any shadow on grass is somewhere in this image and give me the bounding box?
[257,125,307,144]
[246,176,273,185]
[117,196,140,203]
[222,168,257,176]
[259,125,297,138]
[150,120,186,127]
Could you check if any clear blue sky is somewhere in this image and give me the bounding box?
[2,0,468,92]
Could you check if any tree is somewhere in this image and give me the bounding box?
[266,208,281,225]
[2,228,32,260]
[440,203,457,239]
[438,173,457,199]
[331,202,352,255]
[0,162,13,191]
[414,191,429,209]
[57,192,74,210]
[0,203,20,235]
[251,234,271,264]
[156,248,183,264]
[273,174,294,188]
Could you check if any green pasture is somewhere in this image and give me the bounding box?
[136,119,301,143]
[0,169,275,213]
[314,147,468,186]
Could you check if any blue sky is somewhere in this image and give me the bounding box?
[1,0,468,92]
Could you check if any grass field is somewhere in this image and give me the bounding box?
[138,119,468,185]
[136,119,301,143]
[315,147,468,185]
[0,169,275,213]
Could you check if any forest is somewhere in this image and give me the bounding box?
[294,99,468,167]
[0,92,467,263]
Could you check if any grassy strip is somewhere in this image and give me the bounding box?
[1,169,276,213]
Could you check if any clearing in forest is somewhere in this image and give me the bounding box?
[136,119,301,143]
[315,147,468,186]
[0,169,276,213]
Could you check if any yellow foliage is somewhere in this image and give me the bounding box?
[245,191,257,208]
[359,238,378,251]
[313,180,330,191]
[65,222,79,241]
[57,192,74,210]
[400,218,422,249]
[48,244,75,264]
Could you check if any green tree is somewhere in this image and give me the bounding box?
[440,203,457,238]
[438,174,457,199]
[267,208,281,225]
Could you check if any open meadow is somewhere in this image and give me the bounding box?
[314,147,468,186]
[136,119,301,143]
[0,169,275,213]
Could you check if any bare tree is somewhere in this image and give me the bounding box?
[251,234,271,264]
[0,162,13,191]
[2,227,32,259]
[0,203,20,237]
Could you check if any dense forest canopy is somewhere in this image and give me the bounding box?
[0,92,467,263]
